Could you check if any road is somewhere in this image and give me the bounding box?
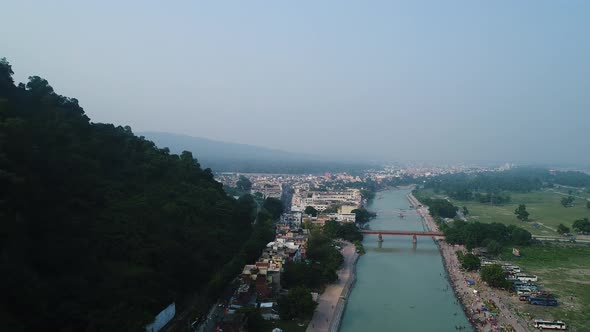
[306,242,357,332]
[197,301,226,332]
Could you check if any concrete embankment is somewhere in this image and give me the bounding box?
[328,254,359,332]
[407,193,479,331]
[306,243,359,332]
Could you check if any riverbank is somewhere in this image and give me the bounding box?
[408,193,531,332]
[306,242,359,332]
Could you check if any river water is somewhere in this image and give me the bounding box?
[340,189,473,332]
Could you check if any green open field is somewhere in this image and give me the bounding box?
[418,189,590,329]
[422,189,590,236]
[499,244,590,331]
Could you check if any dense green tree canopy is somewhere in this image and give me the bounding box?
[304,206,318,217]
[305,231,343,284]
[322,205,340,214]
[462,206,469,216]
[0,59,258,331]
[262,197,283,220]
[236,175,252,192]
[480,265,510,289]
[417,197,458,219]
[514,204,530,222]
[351,207,377,223]
[277,287,317,320]
[561,196,575,208]
[457,252,481,272]
[443,220,531,250]
[421,168,590,202]
[573,218,590,233]
[322,220,363,242]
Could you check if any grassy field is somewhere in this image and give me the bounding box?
[422,189,590,236]
[419,189,590,330]
[499,244,590,331]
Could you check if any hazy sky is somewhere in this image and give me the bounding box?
[2,1,589,164]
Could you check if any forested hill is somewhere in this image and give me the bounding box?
[141,131,374,174]
[0,59,258,331]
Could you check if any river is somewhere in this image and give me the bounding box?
[339,189,473,332]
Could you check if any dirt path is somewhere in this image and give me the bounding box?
[306,243,357,332]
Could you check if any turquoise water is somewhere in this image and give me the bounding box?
[340,189,473,332]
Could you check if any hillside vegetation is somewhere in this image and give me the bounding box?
[0,58,261,331]
[142,131,373,174]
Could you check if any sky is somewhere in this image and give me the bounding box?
[2,1,589,165]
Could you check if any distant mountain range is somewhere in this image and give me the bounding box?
[140,132,373,174]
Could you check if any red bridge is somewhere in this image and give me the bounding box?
[361,230,443,237]
[360,230,444,244]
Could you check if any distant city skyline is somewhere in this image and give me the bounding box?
[2,1,589,165]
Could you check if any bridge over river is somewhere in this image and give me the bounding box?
[360,229,444,244]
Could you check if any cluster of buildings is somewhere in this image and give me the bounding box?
[290,189,361,212]
[216,163,509,201]
[363,163,511,184]
[218,222,310,332]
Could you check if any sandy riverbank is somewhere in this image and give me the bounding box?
[306,242,359,332]
[408,193,532,332]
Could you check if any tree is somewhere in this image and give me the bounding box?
[480,265,510,289]
[423,199,458,218]
[572,218,590,234]
[0,60,265,331]
[239,307,265,330]
[460,253,481,271]
[485,240,502,256]
[322,220,340,239]
[510,227,532,245]
[514,204,529,222]
[339,222,363,242]
[443,220,531,249]
[0,57,15,89]
[322,220,363,242]
[236,175,252,192]
[304,206,318,217]
[351,208,377,223]
[322,205,340,214]
[561,196,575,207]
[462,206,469,216]
[557,223,570,235]
[237,194,258,223]
[305,232,343,284]
[282,262,323,289]
[278,287,317,320]
[262,197,283,220]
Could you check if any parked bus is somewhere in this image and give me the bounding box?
[532,319,567,330]
[529,296,558,306]
[516,274,538,282]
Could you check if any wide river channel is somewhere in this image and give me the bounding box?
[340,189,473,332]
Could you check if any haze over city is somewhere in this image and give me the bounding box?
[2,0,589,164]
[4,1,590,332]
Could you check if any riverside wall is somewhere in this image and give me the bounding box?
[407,193,479,331]
[329,253,359,332]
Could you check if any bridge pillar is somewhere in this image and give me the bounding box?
[412,234,417,244]
[377,233,383,242]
